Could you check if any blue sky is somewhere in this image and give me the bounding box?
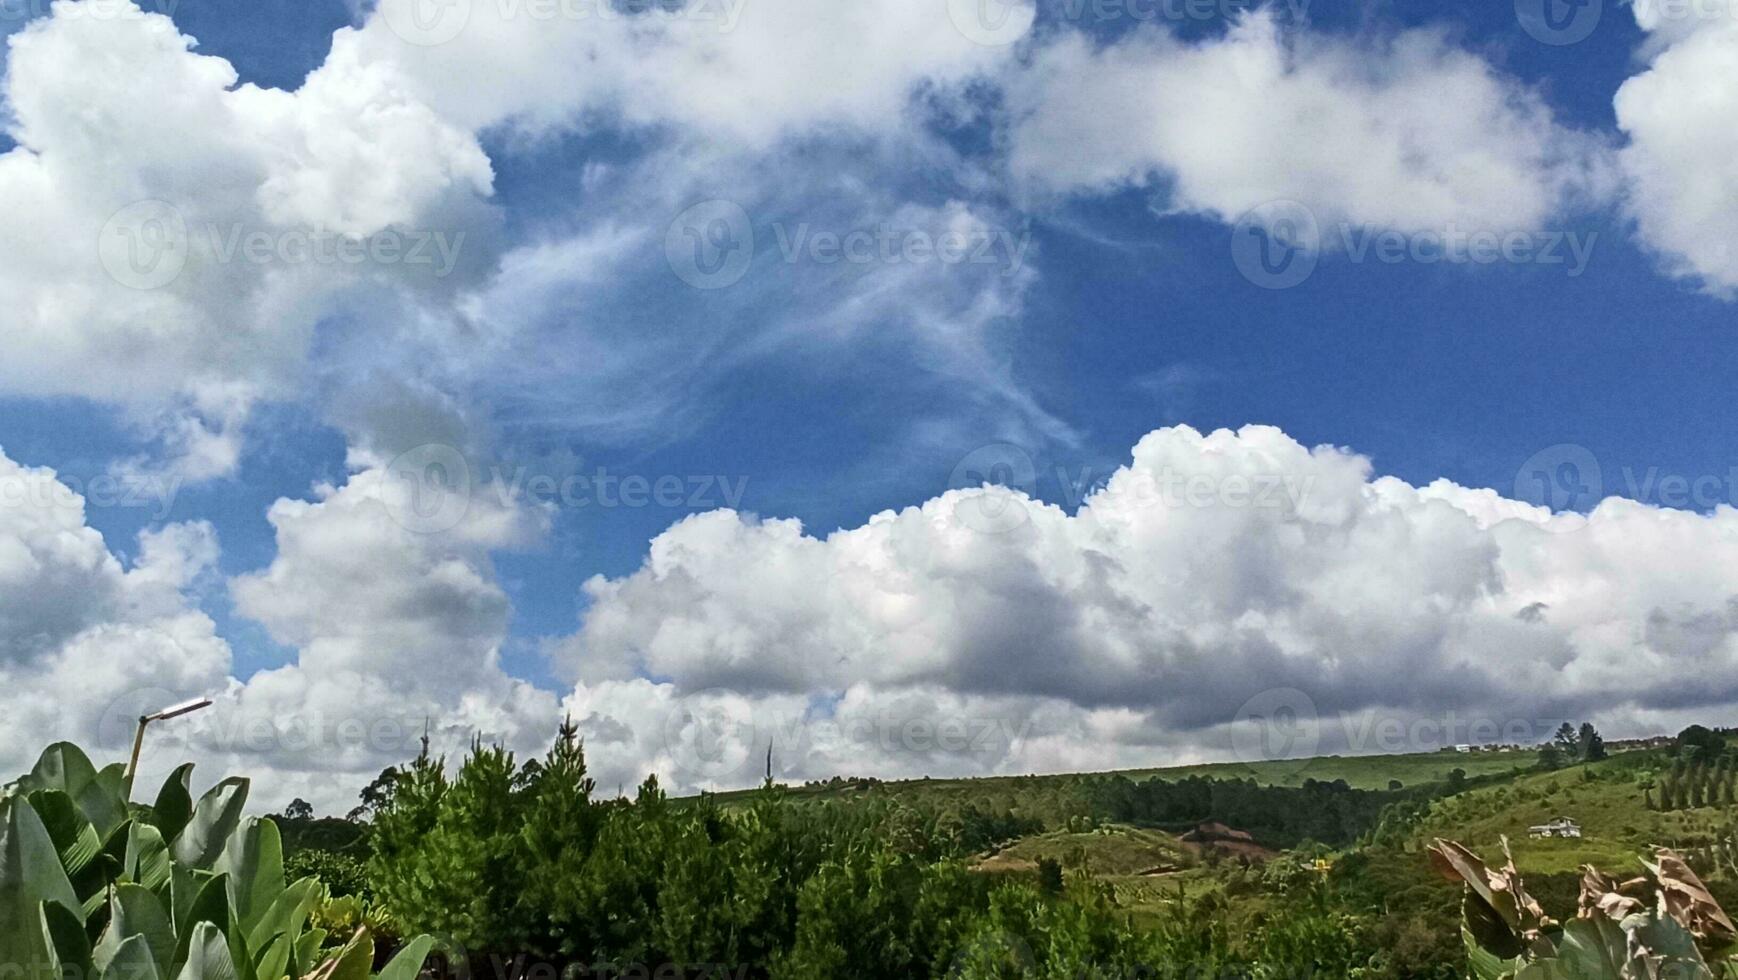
[3,0,1737,806]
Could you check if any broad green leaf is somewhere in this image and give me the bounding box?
[1632,913,1709,966]
[1555,916,1628,979]
[23,744,98,801]
[225,916,259,980]
[83,887,109,924]
[126,823,173,895]
[94,819,135,883]
[169,865,204,933]
[378,936,436,980]
[323,929,375,980]
[0,795,82,978]
[94,883,176,975]
[175,922,239,980]
[291,928,326,975]
[1463,888,1528,962]
[100,935,163,980]
[216,818,283,936]
[170,872,230,977]
[28,790,90,859]
[172,779,249,871]
[22,744,127,837]
[41,898,93,974]
[1463,925,1525,980]
[247,876,320,963]
[93,765,130,834]
[151,765,196,844]
[250,933,290,980]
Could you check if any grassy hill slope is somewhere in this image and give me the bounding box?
[974,824,1194,877]
[711,747,1533,808]
[1400,749,1732,875]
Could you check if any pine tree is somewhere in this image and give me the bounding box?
[1554,722,1581,761]
[517,716,601,956]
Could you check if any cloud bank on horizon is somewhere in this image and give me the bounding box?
[0,0,1735,809]
[5,424,1736,810]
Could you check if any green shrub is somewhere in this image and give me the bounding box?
[0,742,434,980]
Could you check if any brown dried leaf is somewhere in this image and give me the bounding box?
[1579,863,1647,921]
[1646,848,1736,944]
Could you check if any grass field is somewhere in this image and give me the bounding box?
[1108,748,1534,790]
[710,741,1738,891]
[974,824,1194,876]
[1402,750,1730,875]
[708,747,1536,807]
[696,738,1737,972]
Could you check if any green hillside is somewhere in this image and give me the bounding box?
[1397,749,1734,875]
[1112,748,1532,789]
[711,747,1532,809]
[974,824,1194,877]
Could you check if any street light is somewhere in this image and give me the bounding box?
[126,697,214,783]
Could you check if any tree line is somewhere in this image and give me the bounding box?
[358,721,1403,977]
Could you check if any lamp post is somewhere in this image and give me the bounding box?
[125,697,213,783]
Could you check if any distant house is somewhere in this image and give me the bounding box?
[1453,744,1473,753]
[1179,822,1276,862]
[1528,816,1582,839]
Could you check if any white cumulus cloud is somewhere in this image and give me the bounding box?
[1005,13,1614,235]
[556,425,1738,792]
[1614,0,1738,296]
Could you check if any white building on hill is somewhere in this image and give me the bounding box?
[1528,817,1582,839]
